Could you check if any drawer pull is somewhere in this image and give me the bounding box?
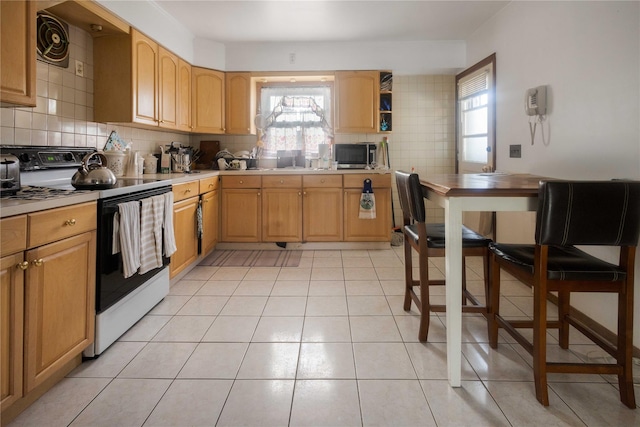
[33,259,44,267]
[209,183,214,188]
[280,179,284,184]
[186,189,192,193]
[239,180,244,184]
[17,261,28,270]
[321,179,325,183]
[65,219,76,226]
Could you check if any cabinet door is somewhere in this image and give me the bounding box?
[303,188,343,242]
[177,59,192,132]
[24,231,96,393]
[201,190,219,256]
[1,253,24,410]
[170,196,200,278]
[344,188,391,241]
[225,72,252,134]
[158,46,179,129]
[334,71,378,133]
[132,30,158,126]
[0,0,36,107]
[221,189,261,242]
[262,189,302,242]
[192,67,225,133]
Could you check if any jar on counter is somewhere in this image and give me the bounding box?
[143,153,158,174]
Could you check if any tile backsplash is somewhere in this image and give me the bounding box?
[0,23,189,153]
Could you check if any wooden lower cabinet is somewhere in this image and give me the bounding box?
[221,189,261,242]
[343,173,392,242]
[24,231,96,392]
[170,196,200,278]
[303,175,343,242]
[1,252,24,411]
[200,189,219,255]
[262,188,302,242]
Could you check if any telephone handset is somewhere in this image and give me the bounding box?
[525,86,547,116]
[525,85,547,145]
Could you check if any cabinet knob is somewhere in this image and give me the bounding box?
[298,191,301,196]
[65,219,76,226]
[239,180,244,184]
[280,179,284,184]
[17,261,28,270]
[303,191,307,196]
[257,192,261,197]
[321,179,325,183]
[33,259,44,267]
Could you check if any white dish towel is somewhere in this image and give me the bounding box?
[139,196,165,274]
[118,201,141,278]
[163,192,178,257]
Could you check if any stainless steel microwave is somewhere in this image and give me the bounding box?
[333,143,377,169]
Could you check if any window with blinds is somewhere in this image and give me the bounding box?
[458,65,492,165]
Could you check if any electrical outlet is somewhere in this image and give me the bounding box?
[289,53,296,64]
[75,60,84,77]
[509,144,521,158]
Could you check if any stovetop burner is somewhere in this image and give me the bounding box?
[1,186,92,200]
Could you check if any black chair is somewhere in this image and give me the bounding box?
[488,180,640,408]
[395,170,493,342]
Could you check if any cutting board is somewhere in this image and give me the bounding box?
[195,140,220,169]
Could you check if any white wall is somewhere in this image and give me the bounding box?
[466,1,640,347]
[224,40,465,75]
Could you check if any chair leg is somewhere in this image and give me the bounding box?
[417,248,430,342]
[462,256,468,306]
[533,270,550,406]
[488,254,501,349]
[482,249,491,337]
[557,290,570,349]
[403,238,413,312]
[617,283,637,409]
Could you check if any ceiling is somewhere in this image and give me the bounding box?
[150,0,510,44]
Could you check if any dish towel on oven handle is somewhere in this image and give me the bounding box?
[359,178,376,219]
[163,192,178,257]
[139,195,164,275]
[118,201,141,278]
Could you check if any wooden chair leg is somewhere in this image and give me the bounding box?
[488,254,501,348]
[417,251,430,342]
[533,275,550,406]
[557,290,570,349]
[461,257,468,306]
[617,284,637,409]
[403,238,413,311]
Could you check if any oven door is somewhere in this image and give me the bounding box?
[96,186,171,313]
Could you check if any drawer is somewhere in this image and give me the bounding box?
[303,174,342,188]
[1,215,27,256]
[199,176,219,193]
[28,202,97,248]
[262,175,302,188]
[343,173,391,189]
[221,175,261,189]
[173,180,200,201]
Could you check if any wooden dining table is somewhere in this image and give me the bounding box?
[419,173,547,387]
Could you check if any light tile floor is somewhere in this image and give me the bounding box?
[9,248,640,427]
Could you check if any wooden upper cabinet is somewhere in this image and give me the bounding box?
[334,71,379,133]
[158,46,179,129]
[225,72,252,135]
[192,67,225,133]
[95,29,188,132]
[0,0,36,107]
[132,30,158,126]
[177,59,192,132]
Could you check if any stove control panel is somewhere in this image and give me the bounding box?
[0,146,95,171]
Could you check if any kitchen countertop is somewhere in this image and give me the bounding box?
[0,168,391,218]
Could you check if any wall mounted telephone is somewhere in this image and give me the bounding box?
[525,85,548,145]
[525,85,547,116]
